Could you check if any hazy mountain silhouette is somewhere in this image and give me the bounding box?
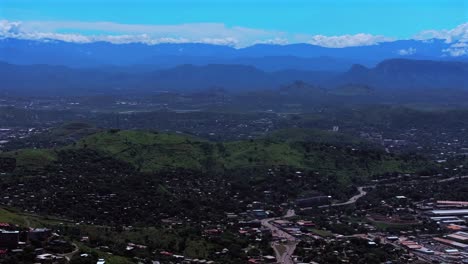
[1,38,464,71]
[1,59,467,96]
[336,59,468,89]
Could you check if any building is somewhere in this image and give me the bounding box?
[296,196,331,208]
[250,210,268,219]
[428,209,468,216]
[437,201,468,208]
[433,237,468,250]
[238,220,262,228]
[28,228,51,242]
[0,230,19,248]
[447,231,468,243]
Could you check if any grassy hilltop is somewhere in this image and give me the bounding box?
[3,129,430,184]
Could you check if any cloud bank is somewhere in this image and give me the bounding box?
[0,19,395,48]
[414,23,468,56]
[307,33,393,48]
[0,19,467,55]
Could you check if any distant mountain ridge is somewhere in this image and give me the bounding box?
[336,59,468,89]
[0,61,337,95]
[1,59,467,95]
[0,38,465,71]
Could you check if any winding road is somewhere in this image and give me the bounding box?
[330,185,374,207]
[58,243,79,261]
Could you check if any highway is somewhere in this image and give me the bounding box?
[261,209,298,264]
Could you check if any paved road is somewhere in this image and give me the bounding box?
[319,174,468,209]
[437,175,468,183]
[315,185,375,209]
[331,185,374,206]
[261,209,298,264]
[271,241,297,264]
[58,243,79,261]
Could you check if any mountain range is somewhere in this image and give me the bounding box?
[1,58,467,96]
[336,59,468,90]
[1,38,466,71]
[1,37,468,97]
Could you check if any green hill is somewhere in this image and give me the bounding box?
[76,130,211,171]
[75,130,428,183]
[2,129,430,183]
[75,130,307,171]
[2,149,57,171]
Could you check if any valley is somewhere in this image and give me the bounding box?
[1,4,468,263]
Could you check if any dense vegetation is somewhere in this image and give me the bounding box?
[3,129,429,181]
[0,128,435,229]
[0,117,448,263]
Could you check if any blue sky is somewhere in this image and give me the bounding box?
[0,0,467,47]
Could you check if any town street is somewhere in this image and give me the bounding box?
[261,209,298,264]
[261,184,374,264]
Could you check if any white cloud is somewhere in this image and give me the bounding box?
[0,20,276,47]
[253,38,289,45]
[0,20,22,34]
[414,23,468,57]
[307,33,393,48]
[443,42,468,57]
[397,47,416,55]
[444,40,468,57]
[198,37,239,46]
[0,19,394,48]
[0,18,467,56]
[413,23,468,43]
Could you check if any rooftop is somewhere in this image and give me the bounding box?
[430,209,468,215]
[0,229,19,234]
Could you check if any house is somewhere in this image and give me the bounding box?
[28,228,51,242]
[263,255,276,262]
[296,196,331,208]
[446,231,468,243]
[250,209,268,219]
[36,253,66,264]
[428,209,468,216]
[0,229,19,248]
